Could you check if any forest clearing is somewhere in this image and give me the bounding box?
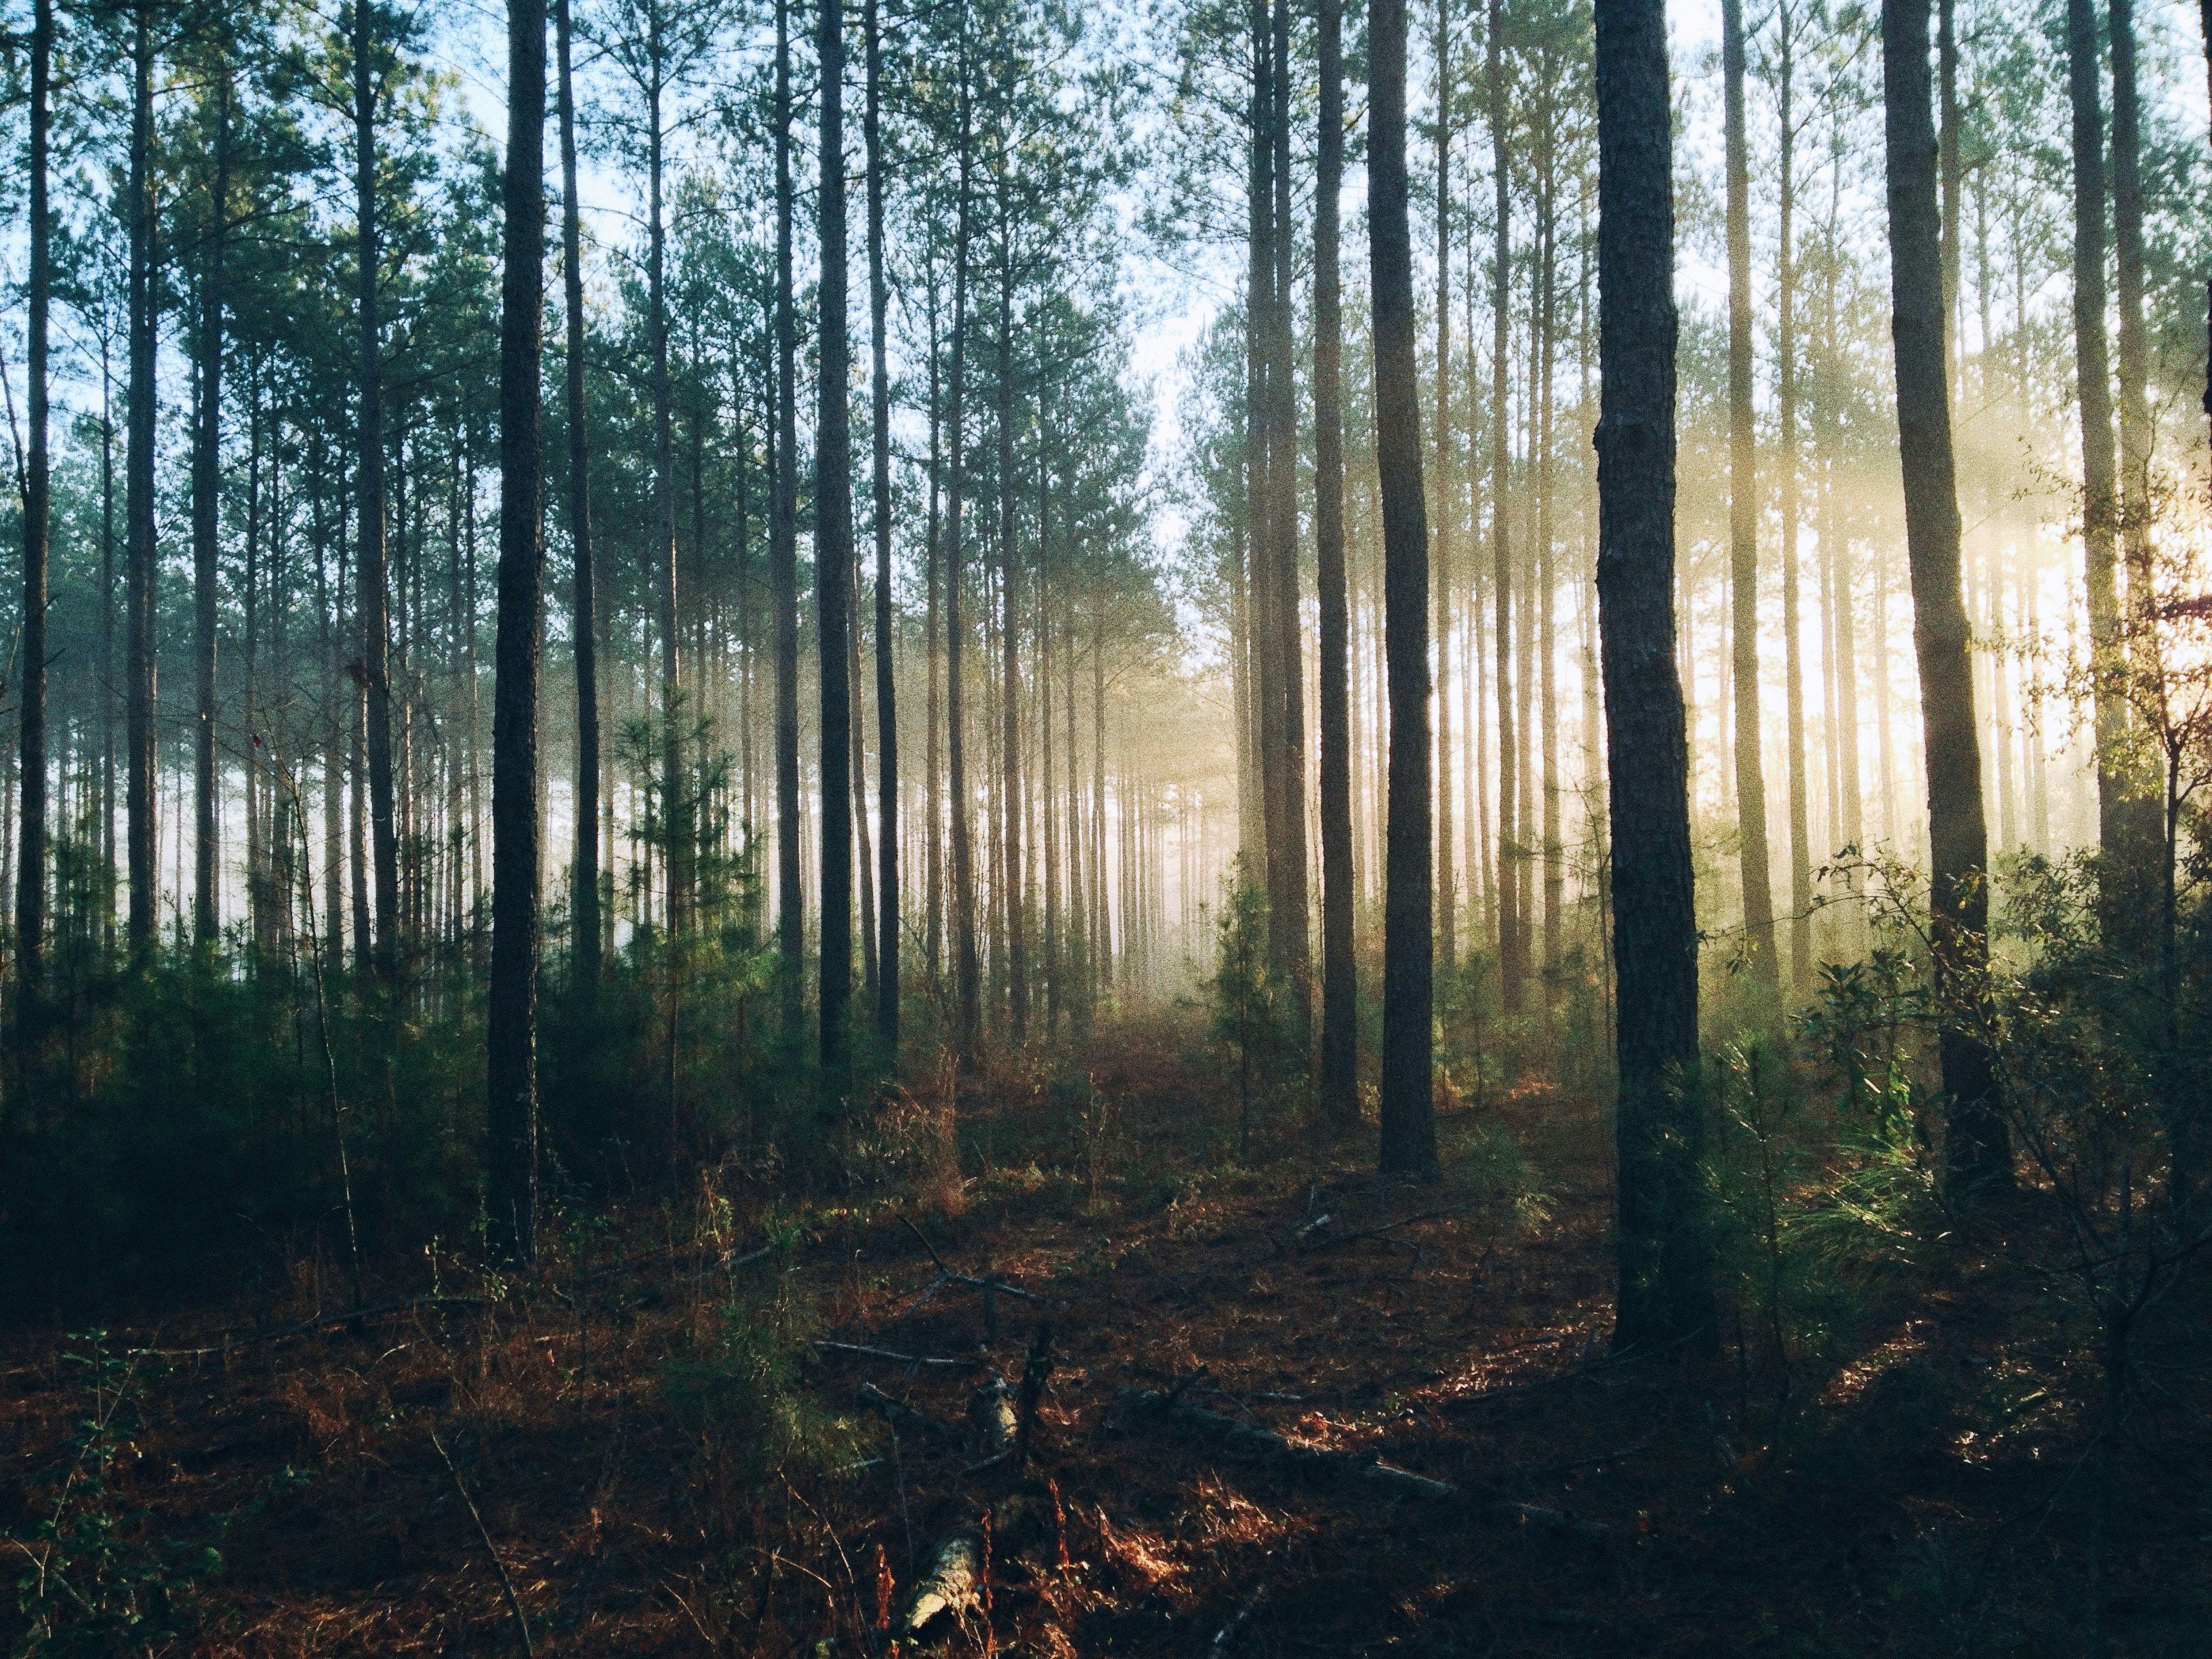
[1,0,2211,1648]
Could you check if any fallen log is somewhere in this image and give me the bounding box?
[968,1372,1019,1461]
[899,1528,983,1636]
[815,1340,985,1370]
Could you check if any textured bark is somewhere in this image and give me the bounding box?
[1595,0,1714,1353]
[1433,0,1457,974]
[556,0,600,988]
[1315,0,1358,1125]
[818,0,854,1091]
[356,0,401,976]
[1882,0,2010,1195]
[1371,0,1437,1177]
[488,0,548,1265]
[1269,0,1311,1048]
[865,0,900,1053]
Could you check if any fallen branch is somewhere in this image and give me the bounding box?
[1296,1210,1446,1253]
[815,1340,985,1370]
[139,1296,491,1361]
[1209,1580,1271,1656]
[856,1381,965,1450]
[429,1430,536,1657]
[899,1218,1055,1306]
[1119,1387,1455,1502]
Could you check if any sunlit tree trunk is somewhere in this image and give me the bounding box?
[865,0,899,1053]
[1595,0,1713,1353]
[1315,0,1357,1124]
[1777,5,1812,998]
[1883,0,2009,1194]
[1486,0,1521,1012]
[1372,0,1436,1176]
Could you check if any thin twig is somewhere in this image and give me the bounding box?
[430,1429,536,1658]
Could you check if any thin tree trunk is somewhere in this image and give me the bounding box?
[774,0,804,1027]
[1596,0,1714,1353]
[355,0,401,977]
[1723,0,1778,1003]
[488,0,548,1264]
[947,20,981,1061]
[1778,7,1812,996]
[866,0,899,1052]
[1487,0,1522,1013]
[17,0,52,998]
[994,185,1025,1046]
[818,0,854,1094]
[556,0,600,989]
[1269,0,1312,1048]
[193,66,232,946]
[1882,0,2009,1194]
[1315,0,1357,1124]
[1371,0,1436,1176]
[1433,0,1457,975]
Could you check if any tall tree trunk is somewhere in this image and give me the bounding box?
[17,0,52,999]
[1315,0,1357,1124]
[645,22,684,964]
[1371,0,1437,1176]
[1269,0,1312,1046]
[193,67,232,947]
[924,261,944,986]
[1882,0,2009,1195]
[1487,0,1522,1012]
[774,0,804,1028]
[127,3,159,957]
[819,0,855,1093]
[1777,4,1812,998]
[994,186,1025,1046]
[2068,0,2136,935]
[865,0,899,1054]
[356,0,401,977]
[947,22,982,1061]
[1938,0,1961,388]
[489,0,547,1265]
[1595,0,1714,1353]
[557,0,600,989]
[1246,0,1280,922]
[1723,0,1779,1004]
[2109,0,2152,593]
[1433,0,1457,975]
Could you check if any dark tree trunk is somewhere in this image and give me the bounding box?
[356,0,401,976]
[1315,0,1357,1125]
[995,193,1025,1046]
[774,0,804,1029]
[817,0,855,1094]
[1370,0,1437,1177]
[488,0,548,1265]
[17,0,52,998]
[127,4,158,957]
[1595,0,1714,1353]
[865,0,899,1054]
[1433,0,1456,975]
[1723,0,1778,1004]
[1777,4,1811,999]
[556,0,600,989]
[1882,0,2010,1195]
[646,24,683,956]
[947,33,981,1062]
[193,68,232,947]
[1488,0,1522,1012]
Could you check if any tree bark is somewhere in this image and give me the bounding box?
[866,0,899,1054]
[1434,0,1458,975]
[1882,0,2010,1195]
[193,66,232,947]
[1487,0,1521,1012]
[17,0,52,997]
[1777,4,1812,998]
[1595,0,1714,1353]
[1371,0,1437,1177]
[489,0,548,1265]
[127,3,159,958]
[1315,0,1358,1125]
[947,22,982,1061]
[1723,0,1778,1004]
[356,0,401,977]
[774,0,804,1029]
[818,0,855,1093]
[556,0,600,989]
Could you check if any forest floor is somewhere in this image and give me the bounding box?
[2,1013,2208,1656]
